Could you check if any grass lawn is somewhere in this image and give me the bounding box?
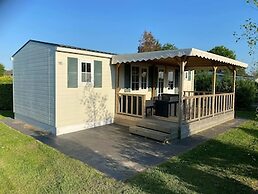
[128,111,258,193]
[0,110,257,193]
[0,122,141,194]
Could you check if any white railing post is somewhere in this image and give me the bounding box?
[212,66,217,117]
[198,96,201,120]
[142,95,146,118]
[232,68,236,116]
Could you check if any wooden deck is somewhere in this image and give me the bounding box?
[114,114,179,142]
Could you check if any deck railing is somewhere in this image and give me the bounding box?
[117,93,146,118]
[183,92,234,122]
[184,91,213,96]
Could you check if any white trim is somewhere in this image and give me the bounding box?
[112,48,248,68]
[56,118,114,135]
[157,67,165,96]
[78,59,94,86]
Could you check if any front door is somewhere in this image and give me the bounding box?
[157,68,164,96]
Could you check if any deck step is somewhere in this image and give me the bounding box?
[129,126,171,142]
[114,115,141,127]
[136,119,178,134]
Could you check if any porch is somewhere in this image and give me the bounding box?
[112,49,247,142]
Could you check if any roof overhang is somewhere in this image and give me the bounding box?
[112,48,248,69]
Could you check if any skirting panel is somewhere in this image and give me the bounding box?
[15,113,56,134]
[56,118,114,135]
[181,111,234,139]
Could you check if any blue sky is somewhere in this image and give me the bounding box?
[0,0,257,70]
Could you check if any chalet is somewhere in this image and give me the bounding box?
[12,40,247,141]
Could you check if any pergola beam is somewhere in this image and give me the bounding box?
[115,64,121,113]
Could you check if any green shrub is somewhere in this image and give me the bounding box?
[195,71,212,91]
[235,79,257,109]
[0,76,12,84]
[195,71,233,93]
[0,84,12,110]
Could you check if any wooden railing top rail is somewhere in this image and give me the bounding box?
[184,94,214,99]
[118,93,146,97]
[183,92,234,100]
[214,92,234,96]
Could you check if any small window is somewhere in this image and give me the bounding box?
[188,70,191,81]
[81,62,91,82]
[168,71,174,90]
[141,68,147,89]
[185,71,188,79]
[132,66,139,90]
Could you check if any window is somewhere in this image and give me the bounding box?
[81,62,91,83]
[188,70,191,81]
[131,66,148,91]
[141,68,147,89]
[185,71,188,79]
[132,66,139,90]
[185,70,192,81]
[168,71,174,90]
[158,69,164,96]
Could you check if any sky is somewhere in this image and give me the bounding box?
[0,0,257,71]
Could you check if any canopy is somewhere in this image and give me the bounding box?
[112,48,248,69]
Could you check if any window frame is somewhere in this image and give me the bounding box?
[167,70,174,90]
[79,59,94,86]
[130,65,148,91]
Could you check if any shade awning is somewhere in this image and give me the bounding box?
[112,48,248,68]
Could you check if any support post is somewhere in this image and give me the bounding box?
[151,65,155,99]
[212,66,217,116]
[115,64,121,114]
[178,59,187,139]
[232,67,236,117]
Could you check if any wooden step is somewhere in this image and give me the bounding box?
[129,126,171,142]
[114,115,141,127]
[136,119,178,134]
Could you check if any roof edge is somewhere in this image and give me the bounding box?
[112,48,248,68]
[12,39,116,57]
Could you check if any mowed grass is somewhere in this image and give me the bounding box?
[0,123,141,194]
[0,110,257,193]
[128,111,258,193]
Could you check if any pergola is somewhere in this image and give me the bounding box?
[112,48,248,139]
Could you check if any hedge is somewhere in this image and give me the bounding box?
[0,76,12,84]
[0,84,13,110]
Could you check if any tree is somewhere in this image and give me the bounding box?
[208,46,236,59]
[195,46,238,93]
[236,79,257,109]
[138,31,161,53]
[161,43,178,51]
[0,64,5,76]
[208,45,247,76]
[234,0,257,77]
[234,0,258,56]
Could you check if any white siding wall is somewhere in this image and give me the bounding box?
[55,47,115,135]
[13,41,55,133]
